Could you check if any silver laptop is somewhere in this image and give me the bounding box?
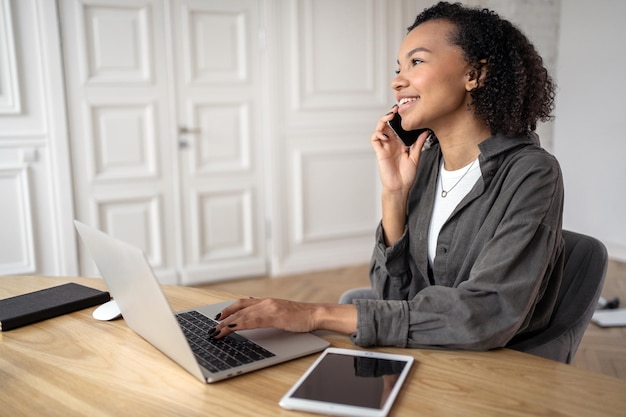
[74,220,329,383]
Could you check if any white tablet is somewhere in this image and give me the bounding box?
[279,348,414,417]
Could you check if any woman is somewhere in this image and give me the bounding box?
[211,2,563,353]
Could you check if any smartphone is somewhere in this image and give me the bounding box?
[387,112,428,147]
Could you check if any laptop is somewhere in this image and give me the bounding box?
[74,220,330,383]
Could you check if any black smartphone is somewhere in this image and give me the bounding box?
[387,112,428,147]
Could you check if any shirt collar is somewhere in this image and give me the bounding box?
[478,132,539,161]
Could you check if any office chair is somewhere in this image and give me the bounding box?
[339,230,608,364]
[508,230,608,363]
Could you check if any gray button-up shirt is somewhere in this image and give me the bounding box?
[353,132,564,350]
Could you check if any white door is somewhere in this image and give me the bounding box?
[170,0,267,284]
[60,0,267,284]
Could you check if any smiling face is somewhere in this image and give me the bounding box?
[393,19,477,135]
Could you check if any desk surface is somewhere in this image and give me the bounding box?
[1,275,625,417]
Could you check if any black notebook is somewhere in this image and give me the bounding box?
[0,283,110,331]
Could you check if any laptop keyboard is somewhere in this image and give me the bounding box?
[176,310,276,373]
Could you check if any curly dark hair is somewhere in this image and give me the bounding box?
[408,2,556,137]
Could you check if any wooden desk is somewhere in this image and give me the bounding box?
[1,276,625,417]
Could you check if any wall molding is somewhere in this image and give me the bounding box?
[292,144,377,244]
[0,0,22,114]
[0,164,35,274]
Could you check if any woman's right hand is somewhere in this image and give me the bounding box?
[370,106,429,195]
[371,106,430,246]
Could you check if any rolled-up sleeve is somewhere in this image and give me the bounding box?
[352,299,410,347]
[354,221,430,347]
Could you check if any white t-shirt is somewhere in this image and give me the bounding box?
[428,158,482,266]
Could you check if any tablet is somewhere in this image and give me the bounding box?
[279,348,414,417]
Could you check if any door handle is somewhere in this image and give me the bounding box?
[179,126,201,134]
[178,126,201,149]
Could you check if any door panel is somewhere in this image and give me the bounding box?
[171,0,267,284]
[61,0,179,283]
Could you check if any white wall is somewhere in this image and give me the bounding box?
[553,1,626,261]
[5,0,621,278]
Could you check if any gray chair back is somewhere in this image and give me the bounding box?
[508,230,608,363]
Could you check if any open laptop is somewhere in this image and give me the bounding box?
[74,220,329,383]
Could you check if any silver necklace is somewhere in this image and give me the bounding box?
[440,159,477,198]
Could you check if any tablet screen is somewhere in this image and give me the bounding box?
[280,348,413,417]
